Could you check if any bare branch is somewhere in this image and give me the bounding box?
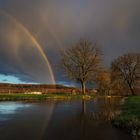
[59,39,102,94]
[111,53,140,95]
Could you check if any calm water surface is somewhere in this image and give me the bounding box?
[0,98,132,140]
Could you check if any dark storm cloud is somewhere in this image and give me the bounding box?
[0,0,140,83]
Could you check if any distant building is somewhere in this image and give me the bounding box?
[24,92,42,95]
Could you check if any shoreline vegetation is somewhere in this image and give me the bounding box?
[113,96,140,139]
[0,93,96,101]
[0,93,122,101]
[0,93,81,101]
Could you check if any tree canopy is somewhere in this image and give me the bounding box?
[60,39,102,94]
[111,53,140,95]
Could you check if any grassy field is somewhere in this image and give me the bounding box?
[0,93,94,101]
[113,96,140,138]
[0,93,122,101]
[121,97,140,119]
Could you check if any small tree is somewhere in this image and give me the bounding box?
[111,53,140,95]
[96,70,111,96]
[60,39,102,94]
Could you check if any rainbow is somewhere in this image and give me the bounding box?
[0,9,56,84]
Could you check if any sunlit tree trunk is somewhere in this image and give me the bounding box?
[81,81,86,95]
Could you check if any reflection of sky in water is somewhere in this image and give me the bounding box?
[0,102,31,115]
[0,102,31,120]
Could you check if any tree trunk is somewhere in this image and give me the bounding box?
[81,81,86,95]
[128,82,135,96]
[129,86,135,96]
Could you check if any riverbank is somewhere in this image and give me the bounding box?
[0,94,122,101]
[0,93,97,101]
[113,96,140,139]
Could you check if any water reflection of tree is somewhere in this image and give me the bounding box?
[92,98,121,121]
[42,98,122,140]
[79,100,88,139]
[79,98,121,132]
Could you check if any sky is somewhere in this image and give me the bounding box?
[0,0,140,85]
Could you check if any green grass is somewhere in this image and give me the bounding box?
[0,93,88,101]
[121,97,140,119]
[113,96,140,138]
[0,93,121,101]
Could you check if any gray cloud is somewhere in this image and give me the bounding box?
[0,0,140,83]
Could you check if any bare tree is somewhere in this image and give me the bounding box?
[60,39,102,94]
[111,53,140,95]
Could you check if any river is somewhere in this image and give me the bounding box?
[0,97,132,140]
